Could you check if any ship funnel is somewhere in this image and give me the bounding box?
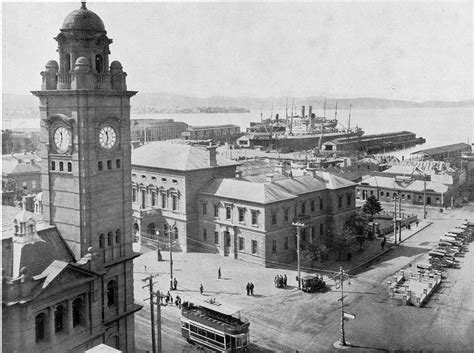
[301,106,305,119]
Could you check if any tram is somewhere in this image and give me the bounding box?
[181,298,250,352]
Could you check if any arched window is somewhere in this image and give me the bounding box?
[115,229,121,244]
[67,162,72,172]
[51,161,56,170]
[173,227,178,240]
[163,223,168,235]
[147,223,155,236]
[107,232,113,246]
[99,234,105,248]
[72,298,84,327]
[65,54,71,72]
[59,162,64,171]
[107,280,118,307]
[35,313,46,342]
[54,305,65,332]
[95,54,104,73]
[116,159,121,168]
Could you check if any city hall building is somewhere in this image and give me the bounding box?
[2,3,140,352]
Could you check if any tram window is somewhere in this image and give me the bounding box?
[198,328,206,336]
[216,335,224,343]
[237,337,242,347]
[190,325,197,333]
[181,322,189,329]
[207,332,215,341]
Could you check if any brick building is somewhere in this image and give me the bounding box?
[181,124,240,141]
[2,3,140,352]
[131,141,239,252]
[131,119,188,145]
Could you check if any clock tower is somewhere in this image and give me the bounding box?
[32,2,140,351]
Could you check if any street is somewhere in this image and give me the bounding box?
[133,204,474,352]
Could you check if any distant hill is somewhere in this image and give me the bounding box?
[3,93,473,114]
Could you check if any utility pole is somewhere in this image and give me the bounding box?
[423,176,427,219]
[398,196,402,243]
[155,290,163,353]
[333,267,353,349]
[292,220,305,290]
[142,274,160,353]
[393,197,397,245]
[169,227,174,290]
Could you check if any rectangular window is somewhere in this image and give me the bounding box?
[284,237,289,250]
[239,237,244,251]
[338,196,343,208]
[151,191,156,206]
[59,162,64,171]
[132,188,137,202]
[310,200,315,212]
[32,180,37,189]
[172,195,178,211]
[202,203,207,215]
[238,208,245,222]
[252,240,257,254]
[301,202,306,214]
[67,162,72,172]
[214,204,219,217]
[272,240,277,254]
[251,210,258,225]
[407,195,411,200]
[107,160,112,169]
[141,190,146,209]
[51,161,56,170]
[116,159,121,168]
[226,205,232,220]
[347,194,352,206]
[202,228,207,241]
[319,198,323,210]
[301,228,306,242]
[418,195,422,201]
[320,223,324,236]
[98,161,103,171]
[161,194,166,208]
[381,191,384,196]
[284,208,289,222]
[214,231,219,244]
[271,211,277,225]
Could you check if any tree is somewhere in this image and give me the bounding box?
[362,195,383,238]
[345,213,369,251]
[300,242,321,268]
[325,223,358,261]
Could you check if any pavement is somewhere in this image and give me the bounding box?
[133,202,474,352]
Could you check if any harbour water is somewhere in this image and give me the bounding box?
[4,107,472,158]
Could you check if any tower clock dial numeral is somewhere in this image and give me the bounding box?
[99,126,117,149]
[53,126,71,153]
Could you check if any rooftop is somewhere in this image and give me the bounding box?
[411,143,471,156]
[360,175,448,194]
[132,141,239,171]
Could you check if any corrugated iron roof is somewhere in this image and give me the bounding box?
[360,176,448,193]
[132,142,239,171]
[411,143,471,156]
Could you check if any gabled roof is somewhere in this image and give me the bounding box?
[199,178,296,204]
[237,160,275,176]
[411,143,471,156]
[315,172,356,189]
[132,141,239,171]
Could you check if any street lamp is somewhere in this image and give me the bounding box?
[157,224,177,290]
[293,216,309,290]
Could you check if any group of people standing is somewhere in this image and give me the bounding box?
[245,282,255,295]
[274,274,288,288]
[163,291,182,308]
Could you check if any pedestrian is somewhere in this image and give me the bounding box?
[283,274,287,287]
[218,267,221,279]
[166,291,170,304]
[250,282,254,296]
[200,284,203,295]
[416,220,419,227]
[347,252,352,262]
[175,295,180,307]
[246,282,250,295]
[381,237,386,250]
[144,265,147,272]
[170,294,174,305]
[173,278,178,290]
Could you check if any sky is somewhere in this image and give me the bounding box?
[2,1,473,101]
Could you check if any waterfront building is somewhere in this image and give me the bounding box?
[181,124,240,141]
[411,143,471,162]
[2,3,140,352]
[131,141,239,252]
[131,119,188,145]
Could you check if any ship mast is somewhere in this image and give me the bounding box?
[285,98,288,126]
[334,100,338,120]
[323,98,327,121]
[290,98,295,135]
[270,102,274,120]
[260,104,263,123]
[348,104,352,132]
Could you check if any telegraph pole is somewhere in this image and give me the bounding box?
[292,221,305,290]
[155,290,163,353]
[169,226,175,290]
[423,176,427,219]
[398,196,402,243]
[333,267,354,349]
[142,274,160,353]
[393,197,397,245]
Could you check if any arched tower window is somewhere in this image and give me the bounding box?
[72,297,84,327]
[54,305,65,332]
[107,232,114,246]
[147,223,155,236]
[65,54,71,72]
[95,54,104,73]
[35,313,46,342]
[107,280,118,307]
[115,229,121,244]
[99,233,105,248]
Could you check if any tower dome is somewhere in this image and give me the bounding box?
[62,2,105,32]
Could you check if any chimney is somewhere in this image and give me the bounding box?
[301,106,305,118]
[265,174,274,183]
[207,146,217,167]
[309,105,314,129]
[235,170,242,178]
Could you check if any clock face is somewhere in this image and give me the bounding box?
[99,126,117,149]
[53,126,71,153]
